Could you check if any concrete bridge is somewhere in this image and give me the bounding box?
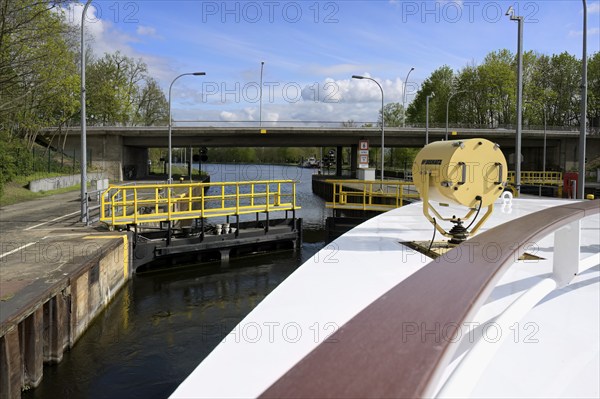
[44,126,598,181]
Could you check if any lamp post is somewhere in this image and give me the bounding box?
[402,67,414,127]
[426,92,435,145]
[506,5,524,195]
[259,61,265,127]
[445,91,464,140]
[80,0,92,223]
[352,75,385,185]
[168,72,205,183]
[578,0,587,199]
[541,105,547,197]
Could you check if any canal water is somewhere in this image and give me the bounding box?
[24,164,329,399]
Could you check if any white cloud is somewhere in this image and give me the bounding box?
[137,25,157,36]
[168,71,420,127]
[587,3,599,14]
[569,27,600,37]
[219,111,238,121]
[244,108,257,121]
[217,108,257,123]
[58,3,175,84]
[59,3,137,56]
[305,64,369,76]
[301,76,407,104]
[135,25,163,40]
[265,112,280,124]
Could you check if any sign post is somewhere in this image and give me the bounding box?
[358,140,369,169]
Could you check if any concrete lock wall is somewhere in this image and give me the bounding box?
[29,172,106,193]
[0,237,130,398]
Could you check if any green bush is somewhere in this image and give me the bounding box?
[0,131,35,197]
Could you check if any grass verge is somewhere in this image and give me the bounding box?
[0,173,83,207]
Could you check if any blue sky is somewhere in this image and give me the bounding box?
[64,0,600,126]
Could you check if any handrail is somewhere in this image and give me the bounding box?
[508,171,563,186]
[325,179,420,212]
[259,200,599,398]
[100,180,300,225]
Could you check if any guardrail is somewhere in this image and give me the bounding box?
[260,199,600,398]
[325,179,420,212]
[100,180,299,226]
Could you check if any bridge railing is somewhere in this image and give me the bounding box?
[326,179,420,212]
[100,180,299,226]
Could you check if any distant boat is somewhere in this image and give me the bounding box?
[300,156,320,168]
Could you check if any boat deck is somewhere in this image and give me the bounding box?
[171,198,600,398]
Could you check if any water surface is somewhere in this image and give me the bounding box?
[24,164,328,399]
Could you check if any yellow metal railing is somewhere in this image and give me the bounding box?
[326,180,420,212]
[508,171,563,186]
[100,180,300,225]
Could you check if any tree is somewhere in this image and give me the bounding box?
[547,52,581,126]
[454,62,486,126]
[85,52,168,127]
[134,78,168,126]
[379,103,404,127]
[477,49,516,126]
[86,51,148,126]
[0,0,79,147]
[406,65,454,124]
[586,52,599,133]
[0,1,170,196]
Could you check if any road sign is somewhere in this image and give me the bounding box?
[358,140,369,169]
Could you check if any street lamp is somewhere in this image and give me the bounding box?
[541,105,547,197]
[80,0,92,223]
[506,5,524,195]
[525,100,548,197]
[352,75,385,185]
[259,61,265,127]
[578,0,587,199]
[402,67,414,127]
[426,92,435,144]
[168,72,205,183]
[445,90,464,140]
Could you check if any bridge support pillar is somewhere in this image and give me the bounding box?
[336,146,343,177]
[350,144,358,179]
